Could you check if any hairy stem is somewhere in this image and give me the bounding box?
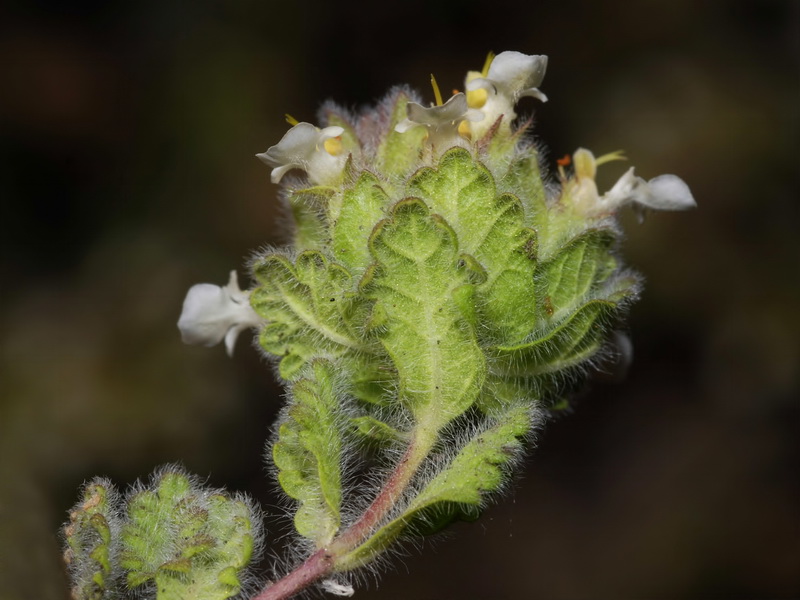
[253,548,335,600]
[255,424,437,600]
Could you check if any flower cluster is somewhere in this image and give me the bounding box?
[177,50,695,355]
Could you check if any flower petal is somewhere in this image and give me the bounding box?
[177,271,262,356]
[256,122,348,185]
[486,51,548,99]
[637,175,697,211]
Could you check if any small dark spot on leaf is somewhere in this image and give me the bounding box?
[543,296,554,316]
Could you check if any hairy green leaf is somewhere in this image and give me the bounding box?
[273,360,344,544]
[537,229,618,321]
[252,251,367,379]
[491,299,614,378]
[286,187,334,252]
[408,148,539,343]
[351,415,407,446]
[337,404,531,569]
[332,171,390,272]
[63,479,120,600]
[120,469,256,600]
[499,153,548,233]
[363,198,485,425]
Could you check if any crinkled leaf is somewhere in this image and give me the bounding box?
[332,171,390,272]
[63,479,120,600]
[491,299,614,378]
[537,229,618,321]
[362,198,485,425]
[252,251,367,380]
[273,360,343,544]
[286,187,334,252]
[408,148,539,343]
[338,404,530,569]
[120,470,256,600]
[351,415,407,446]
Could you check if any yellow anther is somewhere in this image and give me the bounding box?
[573,148,597,180]
[465,71,488,109]
[594,150,627,167]
[284,113,300,126]
[481,51,495,77]
[323,136,343,156]
[430,73,444,107]
[458,119,472,139]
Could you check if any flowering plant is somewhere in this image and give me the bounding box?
[63,51,694,600]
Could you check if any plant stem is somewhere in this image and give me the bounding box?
[253,548,334,600]
[254,426,436,600]
[331,434,422,552]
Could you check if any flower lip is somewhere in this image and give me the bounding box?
[466,51,549,103]
[604,168,697,212]
[400,93,483,128]
[177,270,263,356]
[394,92,484,149]
[256,122,345,184]
[636,174,697,211]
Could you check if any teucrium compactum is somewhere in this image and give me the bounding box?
[64,51,695,600]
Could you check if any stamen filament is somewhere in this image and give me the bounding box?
[595,150,627,166]
[481,51,495,77]
[430,74,444,106]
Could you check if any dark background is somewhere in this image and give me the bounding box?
[1,1,798,598]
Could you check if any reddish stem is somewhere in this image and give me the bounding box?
[252,548,334,600]
[254,436,425,599]
[331,438,417,551]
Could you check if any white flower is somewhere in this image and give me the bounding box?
[395,92,483,149]
[568,148,696,216]
[256,122,346,185]
[177,270,262,356]
[603,169,697,212]
[465,51,548,136]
